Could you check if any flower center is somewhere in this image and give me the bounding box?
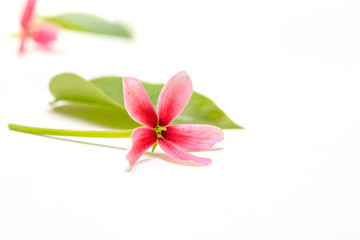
[154,125,167,138]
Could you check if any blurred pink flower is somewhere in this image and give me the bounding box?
[19,0,59,54]
[123,71,224,167]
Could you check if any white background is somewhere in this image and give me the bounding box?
[1,0,360,239]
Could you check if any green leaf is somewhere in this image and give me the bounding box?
[50,73,242,129]
[49,73,139,129]
[42,13,132,39]
[50,73,120,107]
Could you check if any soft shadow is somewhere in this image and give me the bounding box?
[148,152,209,167]
[123,148,223,169]
[189,147,224,153]
[35,134,127,151]
[51,103,140,129]
[125,158,153,172]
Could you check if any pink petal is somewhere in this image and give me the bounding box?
[126,127,157,167]
[31,22,59,46]
[18,32,27,55]
[123,77,158,128]
[162,124,224,151]
[158,138,212,166]
[157,71,193,126]
[21,0,37,29]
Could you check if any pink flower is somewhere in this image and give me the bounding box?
[19,0,59,54]
[123,71,224,167]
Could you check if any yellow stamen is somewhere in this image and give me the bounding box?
[154,125,167,139]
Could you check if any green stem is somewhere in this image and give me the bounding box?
[8,124,133,138]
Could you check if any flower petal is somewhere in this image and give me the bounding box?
[123,77,158,128]
[31,23,59,46]
[158,138,212,166]
[19,32,27,55]
[21,0,37,29]
[157,71,192,126]
[162,124,224,151]
[126,127,157,167]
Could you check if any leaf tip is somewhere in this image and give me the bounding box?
[233,124,244,129]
